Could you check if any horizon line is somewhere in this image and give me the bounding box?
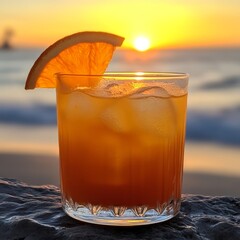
[3,45,240,52]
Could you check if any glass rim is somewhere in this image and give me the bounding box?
[56,72,189,80]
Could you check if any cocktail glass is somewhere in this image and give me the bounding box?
[56,72,188,226]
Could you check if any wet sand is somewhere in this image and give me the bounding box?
[0,152,60,186]
[0,146,239,197]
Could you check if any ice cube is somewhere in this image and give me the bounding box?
[131,96,177,137]
[101,98,135,133]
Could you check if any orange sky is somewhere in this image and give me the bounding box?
[1,0,240,49]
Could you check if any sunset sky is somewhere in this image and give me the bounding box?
[1,0,240,49]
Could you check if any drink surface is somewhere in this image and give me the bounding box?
[57,79,187,208]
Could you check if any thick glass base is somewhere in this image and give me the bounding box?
[63,198,180,226]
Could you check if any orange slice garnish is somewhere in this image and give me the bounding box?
[25,32,124,89]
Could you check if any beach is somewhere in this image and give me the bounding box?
[0,47,240,198]
[0,142,239,197]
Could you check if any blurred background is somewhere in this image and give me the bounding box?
[0,0,239,197]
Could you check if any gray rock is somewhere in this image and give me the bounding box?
[0,177,239,240]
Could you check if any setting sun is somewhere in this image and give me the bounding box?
[133,36,151,51]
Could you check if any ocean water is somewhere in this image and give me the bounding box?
[0,47,240,153]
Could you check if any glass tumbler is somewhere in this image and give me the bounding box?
[56,72,188,226]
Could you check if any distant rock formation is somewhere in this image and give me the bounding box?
[0,177,240,239]
[1,28,14,50]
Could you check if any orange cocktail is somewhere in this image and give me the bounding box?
[25,32,189,226]
[56,72,188,225]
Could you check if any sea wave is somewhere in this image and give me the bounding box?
[0,104,56,125]
[186,106,240,146]
[0,103,240,146]
[198,75,240,90]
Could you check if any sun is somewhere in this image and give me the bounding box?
[133,36,151,51]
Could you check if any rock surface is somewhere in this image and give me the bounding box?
[0,177,239,240]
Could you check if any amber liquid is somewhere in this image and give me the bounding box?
[57,89,187,208]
